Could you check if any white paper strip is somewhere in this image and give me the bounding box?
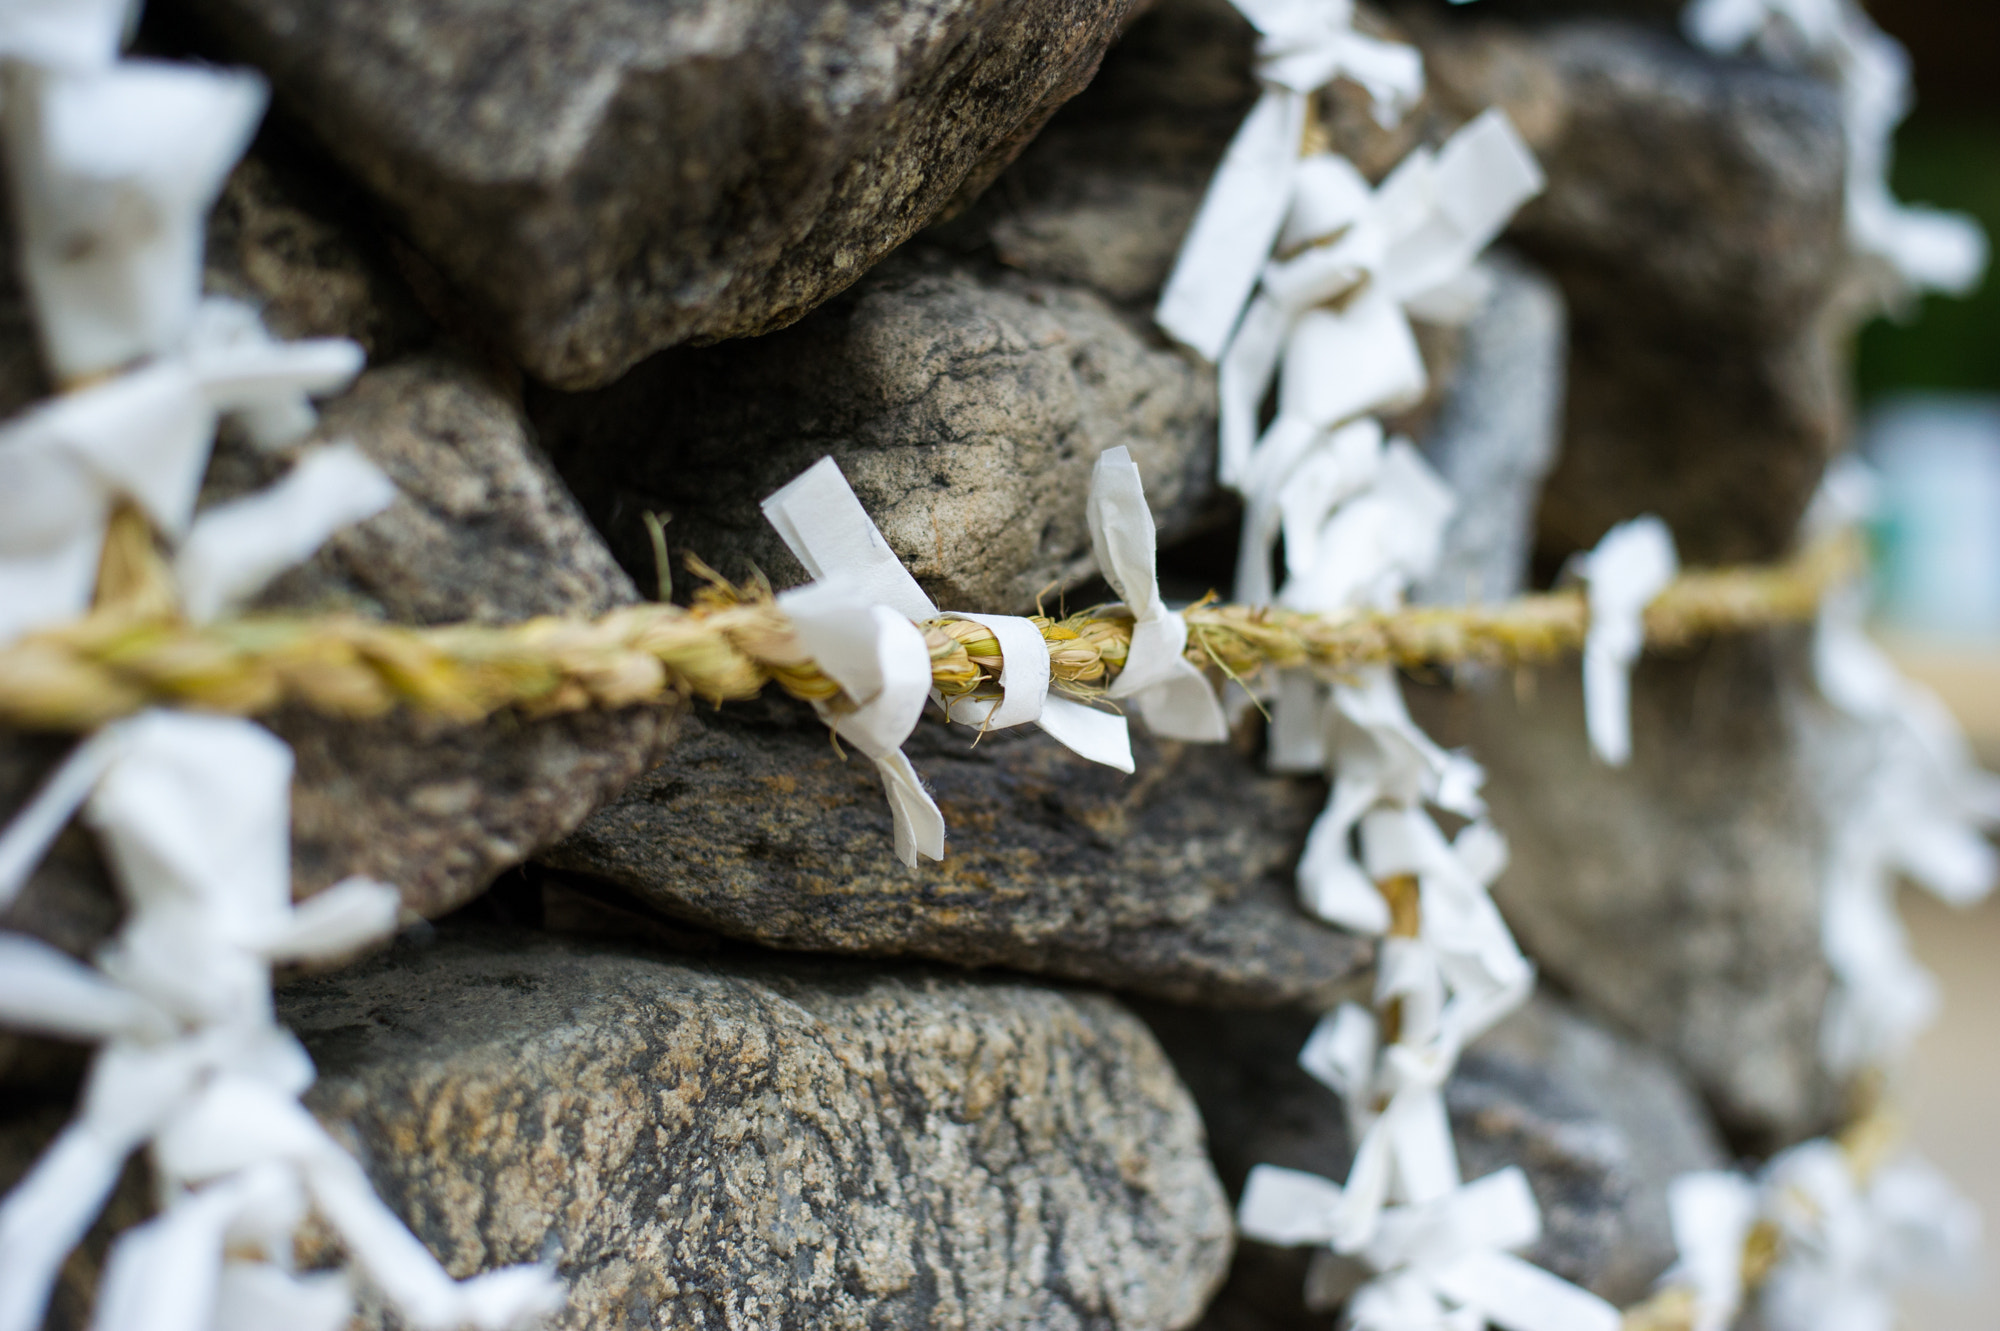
[5,60,268,380]
[1087,446,1229,742]
[175,442,397,623]
[1155,86,1308,363]
[762,455,937,623]
[0,0,134,71]
[1239,1164,1347,1247]
[1036,696,1135,774]
[779,578,943,866]
[1577,514,1678,767]
[936,613,1049,730]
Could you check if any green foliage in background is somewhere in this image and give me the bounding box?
[1858,116,2000,396]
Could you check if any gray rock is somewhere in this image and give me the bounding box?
[533,248,1219,615]
[280,928,1235,1331]
[168,0,1146,388]
[1137,993,1727,1327]
[1413,251,1569,606]
[1414,12,1853,564]
[541,694,1372,1009]
[1410,632,1844,1147]
[192,151,681,919]
[0,154,675,958]
[201,353,680,918]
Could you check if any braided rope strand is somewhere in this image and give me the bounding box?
[0,534,1859,733]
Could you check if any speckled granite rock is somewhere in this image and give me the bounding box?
[1412,632,1844,1147]
[533,247,1218,615]
[168,0,1145,387]
[1413,10,1852,565]
[541,695,1372,1009]
[1139,993,1727,1327]
[280,929,1235,1330]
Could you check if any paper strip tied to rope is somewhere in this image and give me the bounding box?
[0,712,561,1331]
[1086,446,1230,744]
[1154,0,1426,362]
[762,454,1166,861]
[2,58,268,381]
[1240,1165,1622,1331]
[0,300,370,645]
[1576,514,1679,768]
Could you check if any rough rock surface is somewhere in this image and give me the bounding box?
[1412,251,1569,606]
[170,0,1146,388]
[1413,11,1853,565]
[542,695,1371,1008]
[196,158,678,919]
[534,247,1218,614]
[0,152,676,954]
[1138,993,1727,1327]
[280,928,1235,1331]
[1412,633,1843,1146]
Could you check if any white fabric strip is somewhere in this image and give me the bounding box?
[1577,514,1678,767]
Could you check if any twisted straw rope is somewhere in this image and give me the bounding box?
[0,532,1857,734]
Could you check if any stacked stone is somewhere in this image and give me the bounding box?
[0,1,1983,1329]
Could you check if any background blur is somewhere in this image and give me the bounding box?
[1852,5,2000,1328]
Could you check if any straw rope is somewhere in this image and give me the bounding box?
[0,530,1858,733]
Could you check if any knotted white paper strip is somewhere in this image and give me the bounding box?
[175,441,397,623]
[1155,0,1427,361]
[1087,446,1230,742]
[1155,87,1307,363]
[761,455,938,623]
[0,0,134,71]
[1577,514,1678,767]
[1659,1171,1758,1331]
[935,612,1136,773]
[1239,1164,1348,1246]
[5,60,267,379]
[763,456,1136,772]
[0,313,367,644]
[0,713,559,1331]
[1757,1140,1980,1331]
[778,577,944,867]
[185,297,367,449]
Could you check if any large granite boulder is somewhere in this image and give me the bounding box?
[1412,633,1844,1147]
[1139,993,1728,1327]
[280,929,1235,1330]
[167,0,1147,388]
[533,247,1218,616]
[542,694,1372,1009]
[1411,8,1853,565]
